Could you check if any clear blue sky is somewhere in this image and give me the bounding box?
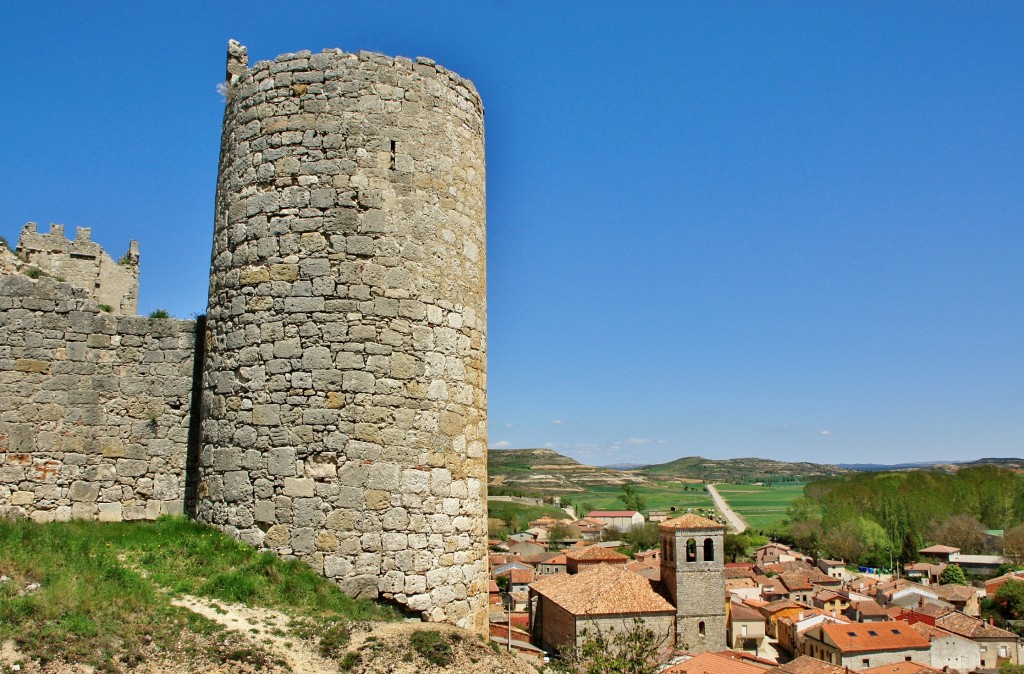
[2,2,1021,466]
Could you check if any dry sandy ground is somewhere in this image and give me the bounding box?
[0,595,539,674]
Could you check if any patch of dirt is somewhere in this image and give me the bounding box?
[0,594,539,674]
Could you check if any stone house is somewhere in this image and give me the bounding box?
[528,563,676,654]
[816,559,851,581]
[932,583,980,616]
[537,554,567,576]
[777,609,849,656]
[909,620,981,672]
[756,542,799,566]
[728,599,766,651]
[507,539,546,557]
[801,621,931,669]
[935,611,1023,668]
[843,600,890,623]
[585,510,645,532]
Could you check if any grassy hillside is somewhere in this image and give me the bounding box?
[0,517,395,672]
[641,456,848,483]
[488,447,648,493]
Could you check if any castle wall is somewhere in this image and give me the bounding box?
[0,274,198,521]
[198,43,488,631]
[17,223,140,315]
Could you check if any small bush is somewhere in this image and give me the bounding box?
[409,630,453,667]
[340,652,361,671]
[25,267,42,279]
[317,620,351,657]
[148,309,170,319]
[98,304,113,313]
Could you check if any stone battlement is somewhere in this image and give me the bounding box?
[17,222,139,314]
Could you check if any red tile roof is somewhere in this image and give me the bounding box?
[659,513,723,530]
[778,655,848,674]
[820,621,930,653]
[529,563,675,616]
[859,663,943,674]
[936,611,1019,640]
[662,652,766,674]
[564,544,629,562]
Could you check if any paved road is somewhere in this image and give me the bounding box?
[707,483,747,533]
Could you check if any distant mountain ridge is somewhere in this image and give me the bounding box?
[837,457,1024,472]
[487,449,1024,494]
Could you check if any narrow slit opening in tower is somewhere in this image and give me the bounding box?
[390,140,397,170]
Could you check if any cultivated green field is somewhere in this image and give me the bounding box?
[566,482,714,516]
[714,482,807,531]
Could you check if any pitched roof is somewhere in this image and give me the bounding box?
[859,663,944,674]
[662,652,766,674]
[659,513,723,531]
[564,544,629,562]
[730,601,764,622]
[936,611,1019,640]
[509,568,534,584]
[919,544,960,554]
[778,655,848,674]
[529,563,675,616]
[820,621,930,653]
[932,583,977,602]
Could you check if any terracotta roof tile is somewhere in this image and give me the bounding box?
[564,544,629,562]
[820,621,930,653]
[936,611,1019,639]
[730,601,764,622]
[778,655,848,674]
[659,513,723,531]
[529,563,674,616]
[662,652,766,674]
[859,662,943,674]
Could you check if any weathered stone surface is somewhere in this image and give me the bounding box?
[197,43,488,633]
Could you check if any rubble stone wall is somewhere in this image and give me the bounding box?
[198,43,488,632]
[0,274,198,522]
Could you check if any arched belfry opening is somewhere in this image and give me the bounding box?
[703,537,714,562]
[686,537,697,562]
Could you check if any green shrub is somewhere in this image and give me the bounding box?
[410,630,453,667]
[98,304,113,313]
[148,309,170,318]
[25,267,42,279]
[317,620,351,657]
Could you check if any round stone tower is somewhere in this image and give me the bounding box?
[198,41,488,631]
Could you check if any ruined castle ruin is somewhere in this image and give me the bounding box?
[0,41,489,632]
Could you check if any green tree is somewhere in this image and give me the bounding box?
[725,533,750,562]
[994,580,1024,620]
[549,523,574,546]
[939,563,968,586]
[1000,662,1024,674]
[624,523,660,553]
[551,618,663,674]
[620,484,647,513]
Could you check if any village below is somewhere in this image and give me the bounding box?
[482,448,1024,674]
